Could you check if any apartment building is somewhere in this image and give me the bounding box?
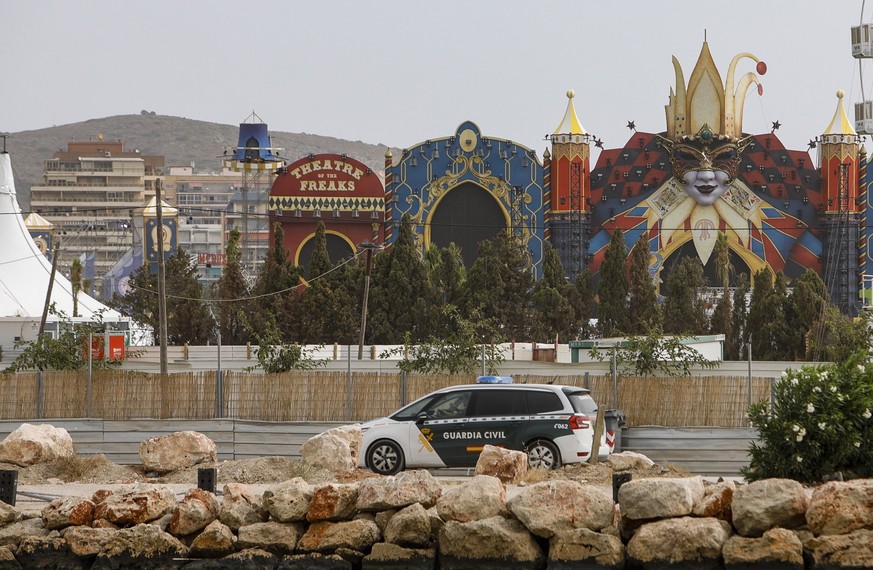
[29,139,163,300]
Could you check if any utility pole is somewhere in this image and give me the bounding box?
[155,179,169,375]
[357,242,382,360]
[38,240,60,347]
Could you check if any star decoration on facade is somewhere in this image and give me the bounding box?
[808,139,817,150]
[627,121,636,131]
[594,137,604,149]
[771,120,781,133]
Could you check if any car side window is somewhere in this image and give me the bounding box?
[426,391,471,419]
[469,390,527,417]
[528,391,564,414]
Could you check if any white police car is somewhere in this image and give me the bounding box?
[360,376,609,475]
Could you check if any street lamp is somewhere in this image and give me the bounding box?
[357,242,383,360]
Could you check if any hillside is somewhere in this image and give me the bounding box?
[4,114,396,210]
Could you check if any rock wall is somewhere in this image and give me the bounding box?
[0,472,872,568]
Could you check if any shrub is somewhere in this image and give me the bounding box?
[743,354,873,483]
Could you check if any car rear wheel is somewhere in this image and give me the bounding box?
[368,440,405,475]
[527,439,561,470]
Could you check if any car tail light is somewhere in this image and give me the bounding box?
[568,414,591,430]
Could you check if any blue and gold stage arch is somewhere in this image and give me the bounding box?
[385,121,546,277]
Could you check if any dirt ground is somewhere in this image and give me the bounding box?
[0,454,689,488]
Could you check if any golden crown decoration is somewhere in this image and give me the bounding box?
[665,41,767,140]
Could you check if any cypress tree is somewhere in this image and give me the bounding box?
[728,273,750,360]
[663,256,708,335]
[597,229,629,337]
[214,228,251,345]
[571,269,595,339]
[626,233,660,334]
[253,223,304,342]
[530,242,575,341]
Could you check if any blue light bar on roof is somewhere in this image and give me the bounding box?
[476,376,513,384]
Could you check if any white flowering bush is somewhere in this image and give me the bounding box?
[744,355,873,482]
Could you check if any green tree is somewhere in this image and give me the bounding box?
[727,273,750,360]
[626,233,660,334]
[462,230,534,341]
[588,332,719,377]
[530,242,575,341]
[252,223,304,342]
[663,256,708,335]
[367,215,434,343]
[380,306,505,374]
[709,233,733,345]
[747,269,797,360]
[213,228,251,345]
[299,222,356,343]
[112,247,214,345]
[571,269,595,339]
[597,229,629,337]
[806,308,872,363]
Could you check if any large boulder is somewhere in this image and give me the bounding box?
[619,477,705,520]
[307,483,359,522]
[93,523,187,567]
[41,496,95,530]
[364,542,436,569]
[356,470,442,511]
[300,424,362,473]
[474,445,528,484]
[722,528,804,569]
[438,516,544,569]
[693,479,736,521]
[0,423,75,466]
[262,477,314,523]
[0,503,20,526]
[189,519,236,558]
[384,503,432,548]
[806,528,873,569]
[92,484,177,526]
[607,451,655,472]
[218,482,268,530]
[64,527,115,557]
[168,488,219,536]
[549,527,625,569]
[507,480,615,538]
[138,430,216,473]
[0,518,48,549]
[436,475,508,523]
[236,521,303,555]
[627,517,730,570]
[14,536,71,570]
[297,519,381,553]
[806,479,873,536]
[731,478,809,537]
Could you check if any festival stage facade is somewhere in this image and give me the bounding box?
[267,41,872,315]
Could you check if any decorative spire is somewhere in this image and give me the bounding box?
[552,90,588,141]
[665,42,766,139]
[823,90,858,136]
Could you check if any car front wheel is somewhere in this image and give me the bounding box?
[527,439,561,470]
[368,440,405,475]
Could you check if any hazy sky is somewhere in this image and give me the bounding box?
[1,1,867,159]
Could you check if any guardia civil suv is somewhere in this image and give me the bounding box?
[359,377,609,475]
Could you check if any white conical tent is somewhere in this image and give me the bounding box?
[0,151,125,324]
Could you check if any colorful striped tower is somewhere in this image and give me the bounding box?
[548,89,591,280]
[860,146,868,304]
[543,148,552,241]
[383,149,394,244]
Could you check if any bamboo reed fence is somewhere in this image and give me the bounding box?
[0,370,775,428]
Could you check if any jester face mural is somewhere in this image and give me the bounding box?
[586,41,822,287]
[658,125,751,206]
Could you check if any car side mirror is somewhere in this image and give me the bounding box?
[416,412,428,424]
